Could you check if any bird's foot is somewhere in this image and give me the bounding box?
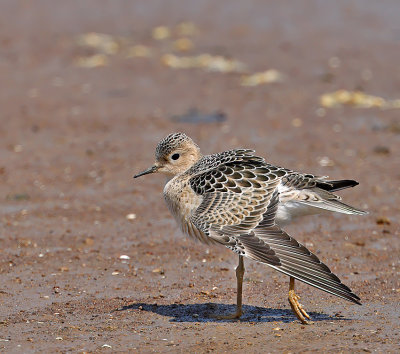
[210,308,242,320]
[288,290,312,324]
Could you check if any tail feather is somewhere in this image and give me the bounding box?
[317,179,359,192]
[300,197,367,215]
[295,183,368,216]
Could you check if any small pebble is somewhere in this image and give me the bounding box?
[376,217,390,225]
[373,146,390,155]
[291,118,303,127]
[328,56,341,68]
[152,268,164,274]
[13,145,23,153]
[318,156,335,167]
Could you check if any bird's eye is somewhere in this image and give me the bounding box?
[171,153,180,161]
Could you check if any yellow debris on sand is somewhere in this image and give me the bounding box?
[76,32,120,55]
[320,90,400,109]
[152,26,170,40]
[175,22,198,37]
[173,38,194,52]
[126,45,152,58]
[75,54,108,68]
[161,53,246,73]
[241,69,283,86]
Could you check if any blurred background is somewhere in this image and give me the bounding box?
[0,0,399,352]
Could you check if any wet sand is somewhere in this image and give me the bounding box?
[1,0,399,352]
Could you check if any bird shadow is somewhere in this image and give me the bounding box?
[114,302,349,323]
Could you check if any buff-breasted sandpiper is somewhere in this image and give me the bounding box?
[134,132,366,323]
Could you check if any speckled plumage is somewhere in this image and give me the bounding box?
[135,132,366,317]
[155,132,199,161]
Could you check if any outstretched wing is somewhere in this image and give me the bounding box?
[190,159,361,304]
[189,151,288,265]
[189,151,288,233]
[255,192,361,304]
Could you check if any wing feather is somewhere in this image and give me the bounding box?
[187,151,361,305]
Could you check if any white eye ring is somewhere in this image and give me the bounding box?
[171,153,180,161]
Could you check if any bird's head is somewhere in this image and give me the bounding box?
[134,132,202,179]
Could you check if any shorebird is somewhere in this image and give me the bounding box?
[134,132,366,323]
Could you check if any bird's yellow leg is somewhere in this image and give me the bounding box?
[288,276,312,324]
[212,255,244,320]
